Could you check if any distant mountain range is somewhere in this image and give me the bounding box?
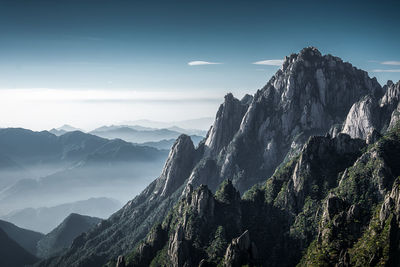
[89,125,205,145]
[0,219,44,255]
[36,213,102,258]
[0,213,102,266]
[49,124,206,150]
[49,125,82,136]
[1,197,120,233]
[121,117,214,130]
[0,227,38,267]
[0,128,169,216]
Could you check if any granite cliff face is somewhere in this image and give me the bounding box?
[40,47,400,267]
[124,180,243,267]
[121,131,371,266]
[300,125,400,266]
[158,134,196,197]
[341,80,400,139]
[190,47,382,194]
[204,93,253,157]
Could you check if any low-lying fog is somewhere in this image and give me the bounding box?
[0,160,167,233]
[0,124,205,233]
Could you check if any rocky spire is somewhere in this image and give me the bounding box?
[204,93,252,157]
[341,80,400,139]
[218,46,382,193]
[159,134,196,197]
[223,230,258,267]
[341,95,379,139]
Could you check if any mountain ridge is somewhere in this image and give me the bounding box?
[38,47,400,267]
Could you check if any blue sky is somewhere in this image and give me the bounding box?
[0,0,399,130]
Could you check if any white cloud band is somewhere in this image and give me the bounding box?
[252,59,284,66]
[371,69,400,73]
[381,61,400,65]
[188,61,221,66]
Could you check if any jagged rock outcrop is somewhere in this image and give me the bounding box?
[115,256,125,267]
[341,80,400,139]
[389,102,400,129]
[123,132,368,267]
[223,230,258,267]
[285,133,365,214]
[159,134,196,197]
[381,80,400,108]
[193,47,383,194]
[366,129,382,145]
[341,95,380,139]
[299,125,400,266]
[125,180,242,267]
[204,93,253,157]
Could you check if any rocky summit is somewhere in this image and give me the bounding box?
[38,47,400,267]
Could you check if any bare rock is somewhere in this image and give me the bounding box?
[160,134,196,197]
[223,230,258,267]
[116,255,125,267]
[342,95,379,139]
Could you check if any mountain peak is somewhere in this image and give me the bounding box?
[224,92,235,101]
[204,93,251,157]
[159,134,196,197]
[36,213,101,258]
[298,46,322,58]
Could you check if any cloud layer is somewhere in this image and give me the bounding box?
[380,61,400,65]
[252,59,284,66]
[371,69,400,73]
[188,61,221,66]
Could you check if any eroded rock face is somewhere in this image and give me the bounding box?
[205,47,382,193]
[389,102,400,130]
[300,128,400,266]
[341,80,400,139]
[285,133,365,213]
[159,134,196,197]
[167,185,217,267]
[115,256,125,267]
[223,230,258,267]
[366,129,382,145]
[204,94,252,157]
[381,80,400,109]
[342,96,379,139]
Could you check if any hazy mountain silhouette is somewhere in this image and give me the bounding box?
[1,197,120,233]
[0,129,168,216]
[122,117,213,130]
[89,125,204,144]
[0,219,44,255]
[0,228,39,267]
[36,213,102,258]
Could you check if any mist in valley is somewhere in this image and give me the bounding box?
[0,126,201,234]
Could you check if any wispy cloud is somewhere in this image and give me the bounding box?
[188,61,221,66]
[0,88,223,103]
[371,69,400,73]
[381,61,400,65]
[252,59,283,66]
